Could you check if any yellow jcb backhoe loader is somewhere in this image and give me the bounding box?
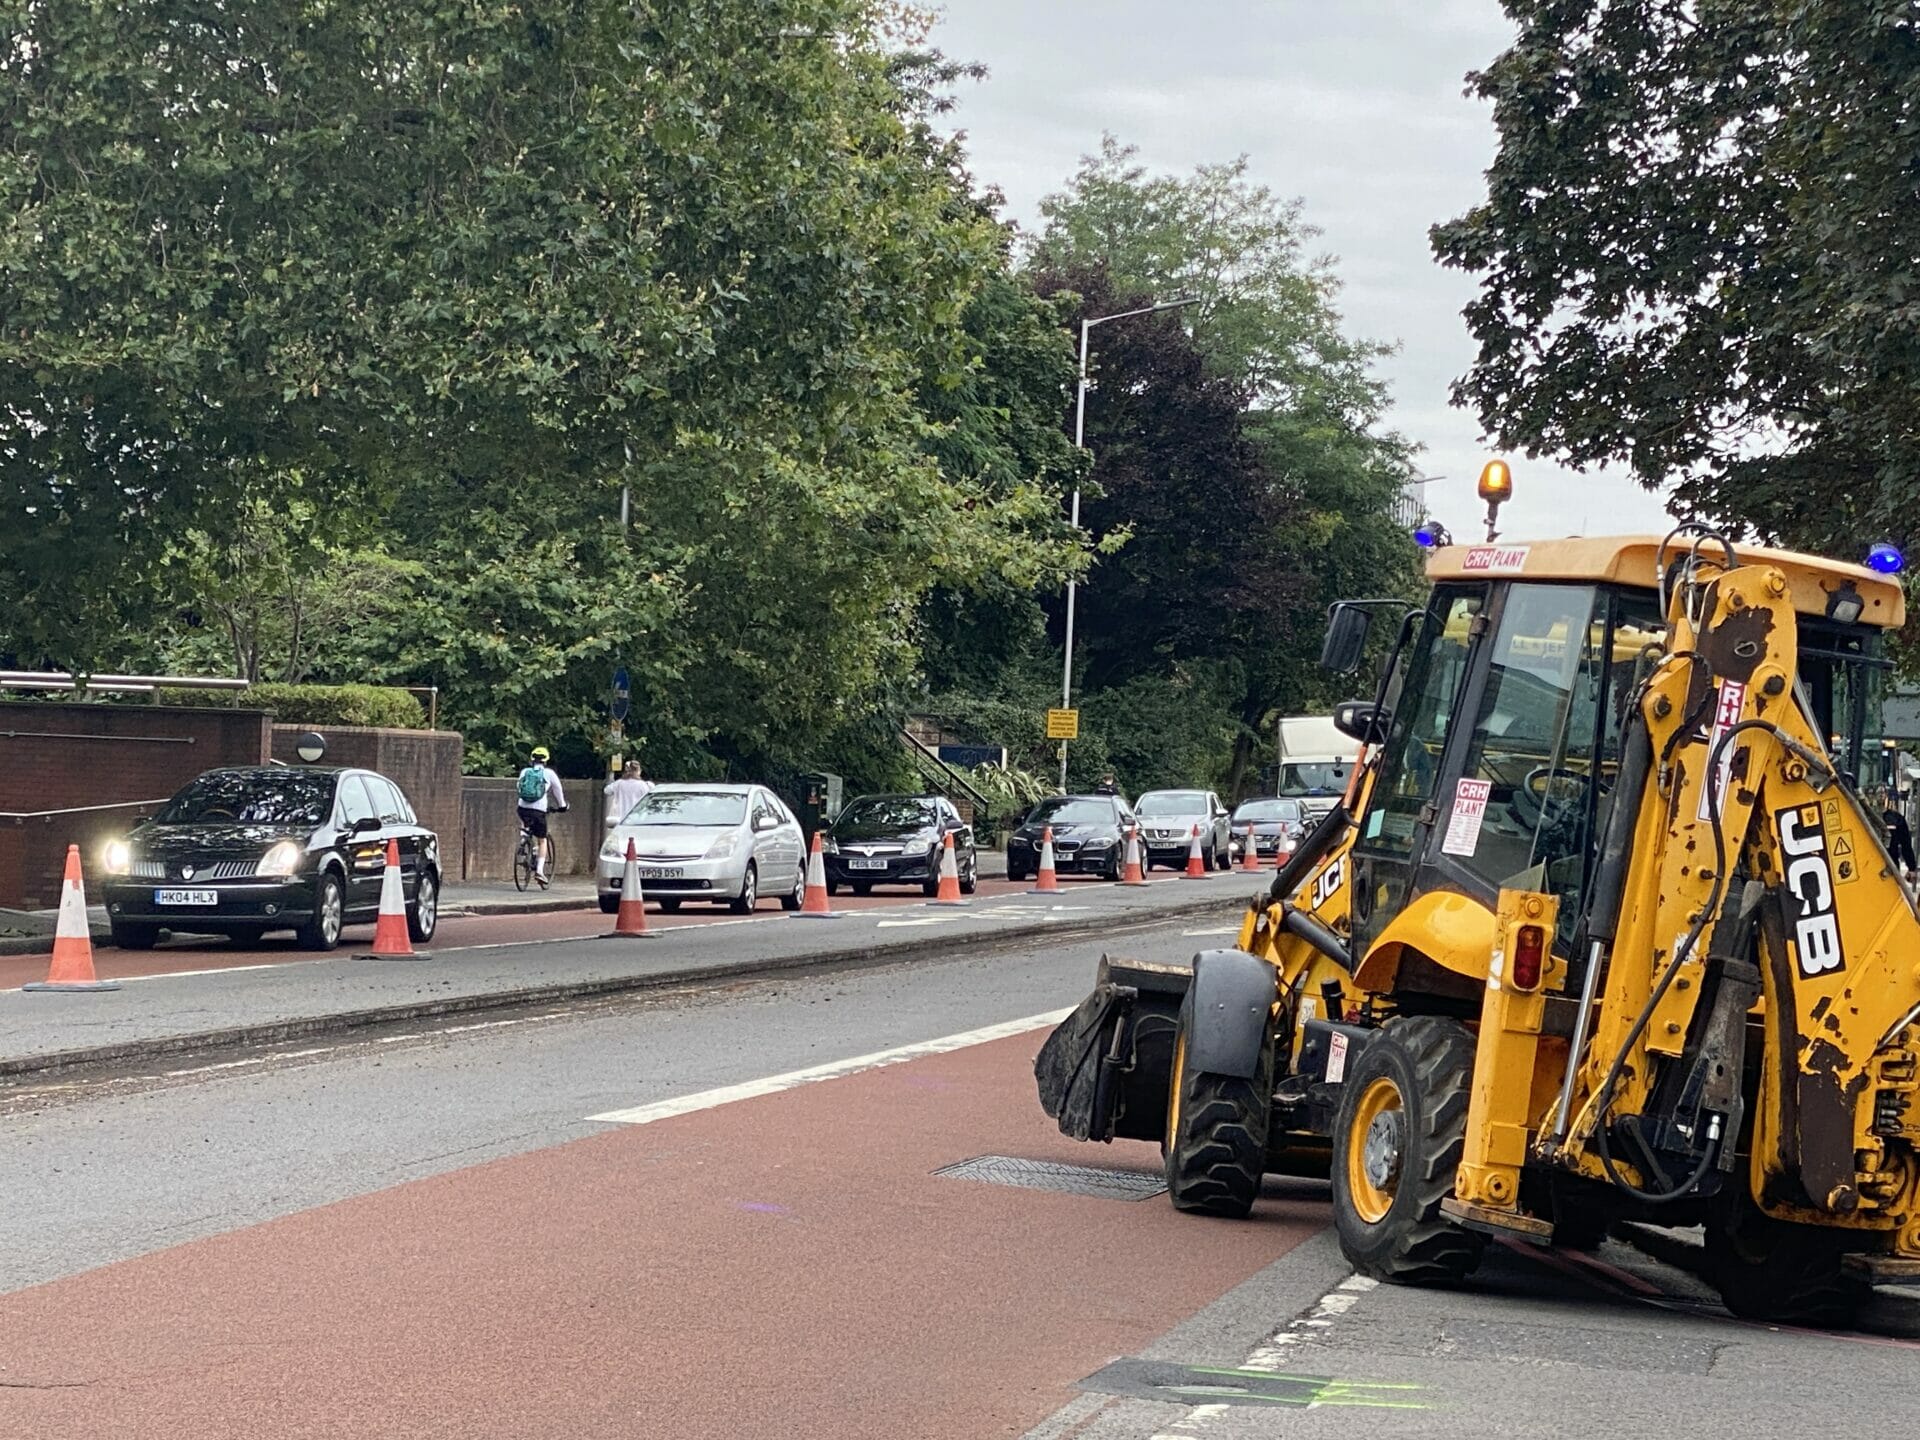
[1036,512,1920,1323]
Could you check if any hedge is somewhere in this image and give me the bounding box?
[155,683,426,730]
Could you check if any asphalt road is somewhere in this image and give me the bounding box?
[5,912,1917,1439]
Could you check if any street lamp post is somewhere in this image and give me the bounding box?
[1059,297,1203,791]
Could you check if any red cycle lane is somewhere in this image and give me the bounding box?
[0,1027,1325,1440]
[0,876,1143,990]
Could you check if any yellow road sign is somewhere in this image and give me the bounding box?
[1046,708,1080,740]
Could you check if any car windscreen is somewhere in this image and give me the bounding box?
[627,791,747,826]
[156,772,335,827]
[837,798,936,830]
[1233,799,1302,823]
[1136,791,1206,817]
[1028,798,1114,826]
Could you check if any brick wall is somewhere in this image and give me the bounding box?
[0,703,272,909]
[269,726,463,871]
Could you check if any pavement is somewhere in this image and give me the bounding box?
[0,870,1257,1074]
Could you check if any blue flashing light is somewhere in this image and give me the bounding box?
[1413,522,1446,549]
[1867,542,1905,576]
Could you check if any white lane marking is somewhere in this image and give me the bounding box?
[586,1008,1073,1125]
[1239,1271,1380,1370]
[1182,925,1241,937]
[874,917,959,929]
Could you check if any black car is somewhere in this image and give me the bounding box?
[99,766,441,951]
[1229,796,1307,861]
[823,793,977,897]
[1006,794,1135,882]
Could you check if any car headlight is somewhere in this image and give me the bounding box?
[256,840,304,877]
[102,839,131,875]
[823,836,838,854]
[601,837,627,861]
[704,833,740,860]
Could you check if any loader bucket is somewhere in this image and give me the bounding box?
[1034,955,1190,1144]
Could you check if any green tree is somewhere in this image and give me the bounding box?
[1028,142,1419,797]
[4,0,1082,776]
[1433,1,1920,557]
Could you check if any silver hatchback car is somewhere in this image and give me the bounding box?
[597,783,806,914]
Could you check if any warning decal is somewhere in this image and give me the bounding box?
[1441,778,1493,857]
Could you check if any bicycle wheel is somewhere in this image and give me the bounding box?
[513,836,534,892]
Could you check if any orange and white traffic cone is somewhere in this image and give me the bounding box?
[928,831,967,906]
[1121,824,1149,887]
[25,845,117,992]
[605,838,655,938]
[795,832,843,919]
[357,838,422,960]
[1184,824,1210,879]
[1029,826,1062,894]
[1240,823,1263,872]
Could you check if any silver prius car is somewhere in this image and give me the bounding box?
[597,783,806,914]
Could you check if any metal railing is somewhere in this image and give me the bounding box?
[897,729,992,816]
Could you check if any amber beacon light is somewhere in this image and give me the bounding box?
[1477,459,1513,542]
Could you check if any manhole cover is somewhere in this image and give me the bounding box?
[933,1154,1168,1201]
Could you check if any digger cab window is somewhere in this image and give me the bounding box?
[1445,584,1662,942]
[1366,585,1485,857]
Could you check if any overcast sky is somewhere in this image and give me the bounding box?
[929,0,1682,543]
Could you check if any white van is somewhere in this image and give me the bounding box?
[1275,715,1361,824]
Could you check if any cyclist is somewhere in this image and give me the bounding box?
[515,746,568,887]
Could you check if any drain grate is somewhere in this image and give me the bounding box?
[933,1154,1167,1201]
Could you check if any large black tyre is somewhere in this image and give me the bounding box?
[1329,1016,1485,1283]
[1706,1204,1868,1327]
[1163,1009,1275,1219]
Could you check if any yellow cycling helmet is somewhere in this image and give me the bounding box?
[531,746,551,762]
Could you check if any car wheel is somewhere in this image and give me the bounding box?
[852,882,872,897]
[730,863,758,914]
[298,870,345,951]
[960,856,977,895]
[1007,865,1027,883]
[825,879,840,897]
[659,898,682,913]
[111,921,159,951]
[1104,849,1122,882]
[599,894,620,915]
[407,869,439,943]
[780,864,805,912]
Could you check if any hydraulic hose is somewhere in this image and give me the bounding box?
[1588,716,1809,1202]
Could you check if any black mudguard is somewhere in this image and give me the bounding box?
[1035,955,1189,1143]
[1185,949,1279,1079]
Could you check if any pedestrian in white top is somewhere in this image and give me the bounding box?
[604,761,653,828]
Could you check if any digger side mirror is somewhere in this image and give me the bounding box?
[1333,700,1388,746]
[1320,604,1371,674]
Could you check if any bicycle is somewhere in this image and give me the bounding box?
[513,821,555,892]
